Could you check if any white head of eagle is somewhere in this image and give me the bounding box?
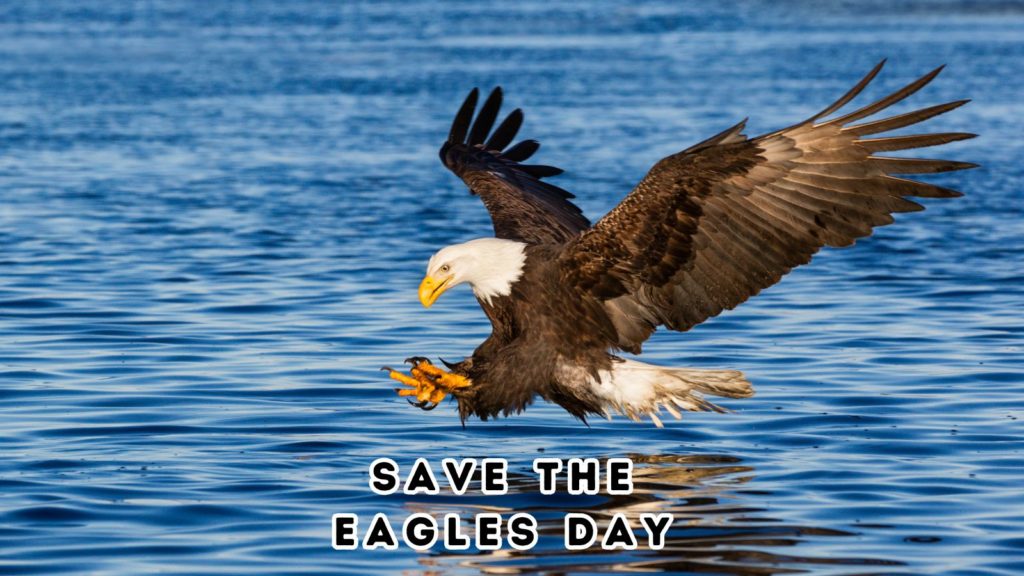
[420,238,527,307]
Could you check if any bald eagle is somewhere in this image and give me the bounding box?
[384,61,975,426]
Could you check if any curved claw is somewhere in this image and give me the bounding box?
[404,356,430,367]
[387,357,468,411]
[439,357,459,370]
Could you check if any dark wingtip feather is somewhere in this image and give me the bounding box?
[485,108,524,151]
[689,118,749,151]
[827,64,946,127]
[503,139,540,162]
[885,176,966,198]
[856,132,976,152]
[871,157,979,174]
[845,99,971,136]
[520,164,564,178]
[449,88,479,143]
[468,87,503,146]
[810,59,887,122]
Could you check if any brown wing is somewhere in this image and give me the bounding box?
[440,87,590,244]
[560,61,977,352]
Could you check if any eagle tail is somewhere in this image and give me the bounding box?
[589,359,754,428]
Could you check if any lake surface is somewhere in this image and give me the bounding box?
[1,1,1022,574]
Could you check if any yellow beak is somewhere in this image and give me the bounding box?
[418,275,452,308]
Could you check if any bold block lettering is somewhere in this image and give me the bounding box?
[476,513,503,550]
[363,513,398,550]
[601,513,637,550]
[606,458,633,495]
[533,458,562,495]
[404,458,440,495]
[640,513,673,550]
[443,513,471,550]
[332,514,358,550]
[369,458,399,495]
[567,458,600,495]
[565,513,597,550]
[481,459,508,495]
[442,458,477,495]
[507,513,538,550]
[402,513,438,551]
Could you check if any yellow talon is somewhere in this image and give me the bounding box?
[413,362,447,378]
[411,361,472,390]
[387,370,421,388]
[417,384,435,402]
[383,358,472,411]
[429,387,446,404]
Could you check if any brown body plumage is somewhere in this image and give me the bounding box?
[406,61,975,425]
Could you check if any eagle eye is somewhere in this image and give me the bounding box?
[440,264,451,273]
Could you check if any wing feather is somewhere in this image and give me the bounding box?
[824,65,945,126]
[440,87,590,244]
[806,59,885,121]
[857,132,975,152]
[560,62,975,351]
[467,88,503,146]
[502,139,540,162]
[485,108,524,150]
[448,88,478,143]
[845,100,970,135]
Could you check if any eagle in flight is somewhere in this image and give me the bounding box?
[383,61,975,426]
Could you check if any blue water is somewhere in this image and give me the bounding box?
[1,1,1022,574]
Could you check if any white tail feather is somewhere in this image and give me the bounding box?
[585,358,754,428]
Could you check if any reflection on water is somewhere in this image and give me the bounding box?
[403,455,900,575]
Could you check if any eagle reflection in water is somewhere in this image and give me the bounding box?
[400,454,899,575]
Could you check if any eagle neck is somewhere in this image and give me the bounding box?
[464,238,528,305]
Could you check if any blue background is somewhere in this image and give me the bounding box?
[0,1,1021,574]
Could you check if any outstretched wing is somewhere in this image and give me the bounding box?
[561,61,976,352]
[440,87,590,244]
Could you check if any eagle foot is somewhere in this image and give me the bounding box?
[382,358,471,411]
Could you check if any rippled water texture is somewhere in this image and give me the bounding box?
[1,1,1022,574]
